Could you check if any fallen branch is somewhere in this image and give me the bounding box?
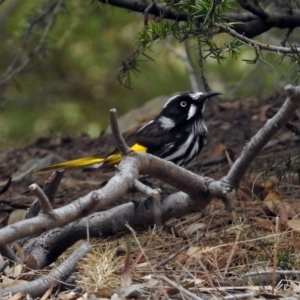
[0,242,91,297]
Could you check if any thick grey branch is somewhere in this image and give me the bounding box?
[24,191,203,269]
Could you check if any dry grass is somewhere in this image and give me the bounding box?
[71,197,300,298]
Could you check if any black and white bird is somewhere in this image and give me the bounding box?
[37,91,220,173]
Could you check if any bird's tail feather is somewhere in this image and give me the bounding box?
[36,157,105,173]
[36,143,147,173]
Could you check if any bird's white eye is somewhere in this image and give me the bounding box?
[180,101,187,107]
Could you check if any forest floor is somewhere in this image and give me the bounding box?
[1,89,300,299]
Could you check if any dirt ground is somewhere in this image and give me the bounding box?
[1,89,300,298]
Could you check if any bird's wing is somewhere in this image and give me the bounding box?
[99,143,147,172]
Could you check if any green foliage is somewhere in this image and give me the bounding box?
[264,153,300,183]
[1,0,300,148]
[119,0,237,86]
[277,250,296,269]
[0,1,190,147]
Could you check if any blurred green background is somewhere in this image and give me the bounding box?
[0,0,299,149]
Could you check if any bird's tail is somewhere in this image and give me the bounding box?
[36,143,147,173]
[36,157,105,173]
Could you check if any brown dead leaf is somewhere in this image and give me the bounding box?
[263,181,281,205]
[258,104,272,122]
[264,190,281,202]
[287,219,300,232]
[264,200,288,222]
[262,179,278,193]
[209,143,227,158]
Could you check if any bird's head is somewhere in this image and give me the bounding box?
[158,91,221,129]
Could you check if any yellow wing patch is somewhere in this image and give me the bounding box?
[101,143,147,169]
[131,143,147,153]
[36,143,147,173]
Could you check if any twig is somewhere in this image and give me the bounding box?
[153,243,190,269]
[184,40,203,92]
[0,176,12,195]
[220,25,300,54]
[26,170,64,219]
[281,27,294,47]
[0,242,91,297]
[224,231,241,275]
[223,292,257,300]
[110,108,131,155]
[134,179,162,224]
[126,223,155,273]
[197,37,210,92]
[43,170,64,203]
[133,179,160,198]
[155,275,204,300]
[0,0,65,86]
[144,2,156,27]
[285,122,300,136]
[272,216,279,294]
[29,183,53,214]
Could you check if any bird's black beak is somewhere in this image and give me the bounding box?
[197,91,221,102]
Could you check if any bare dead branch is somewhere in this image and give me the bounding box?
[0,0,65,86]
[110,108,131,155]
[133,179,160,197]
[224,84,300,188]
[144,2,156,27]
[29,183,53,214]
[219,25,300,54]
[134,179,162,224]
[0,190,98,247]
[0,242,91,298]
[43,170,65,203]
[26,170,64,219]
[23,191,202,269]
